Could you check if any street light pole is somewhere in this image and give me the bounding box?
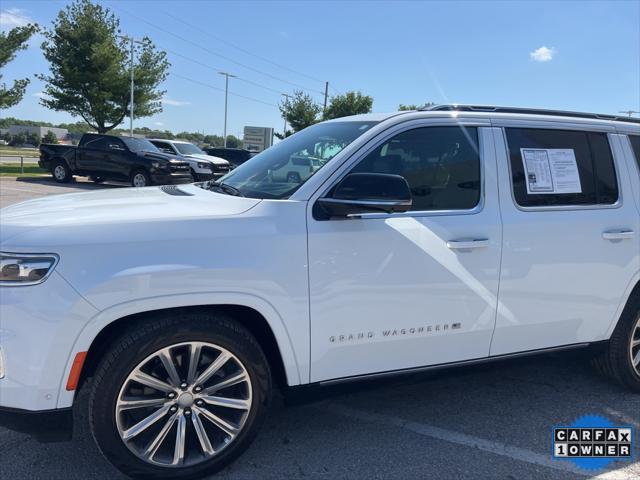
[281,93,290,138]
[218,71,236,147]
[619,110,640,118]
[118,35,144,136]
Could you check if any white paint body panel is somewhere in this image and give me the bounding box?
[0,111,638,412]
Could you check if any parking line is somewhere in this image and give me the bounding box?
[324,403,636,478]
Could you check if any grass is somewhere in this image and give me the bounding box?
[0,146,39,157]
[0,163,48,177]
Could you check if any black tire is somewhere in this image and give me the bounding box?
[88,312,272,479]
[591,294,640,392]
[131,169,152,187]
[90,176,105,184]
[51,160,72,183]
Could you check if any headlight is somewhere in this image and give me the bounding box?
[0,253,59,286]
[197,163,211,169]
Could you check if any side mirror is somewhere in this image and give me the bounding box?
[315,172,412,219]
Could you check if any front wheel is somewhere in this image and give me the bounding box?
[88,313,272,479]
[131,169,151,188]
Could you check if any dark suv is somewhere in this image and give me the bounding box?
[203,147,253,167]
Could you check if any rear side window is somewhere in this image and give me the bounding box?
[83,136,107,150]
[505,128,618,207]
[630,135,640,171]
[350,126,481,211]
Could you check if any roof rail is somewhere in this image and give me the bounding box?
[421,104,640,124]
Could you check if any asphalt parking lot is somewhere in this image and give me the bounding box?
[1,178,639,479]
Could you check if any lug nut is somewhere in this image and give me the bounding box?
[194,386,202,393]
[180,382,188,389]
[170,406,178,413]
[184,409,191,416]
[196,400,204,407]
[167,392,176,399]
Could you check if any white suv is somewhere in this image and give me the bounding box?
[1,105,639,478]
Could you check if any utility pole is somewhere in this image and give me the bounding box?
[118,35,144,136]
[619,110,639,118]
[281,93,291,138]
[218,71,236,147]
[323,81,329,113]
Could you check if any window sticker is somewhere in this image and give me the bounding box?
[521,148,582,194]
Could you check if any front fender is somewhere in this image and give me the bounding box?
[56,291,304,408]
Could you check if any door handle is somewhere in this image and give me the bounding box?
[602,230,635,241]
[446,239,490,250]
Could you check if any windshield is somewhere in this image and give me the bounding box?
[121,137,161,153]
[175,142,205,155]
[215,121,377,199]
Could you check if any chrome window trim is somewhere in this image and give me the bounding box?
[310,119,488,220]
[501,127,624,213]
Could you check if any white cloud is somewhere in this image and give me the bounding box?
[161,97,191,107]
[154,122,164,126]
[529,46,555,62]
[0,8,33,29]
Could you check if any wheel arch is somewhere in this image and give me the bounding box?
[606,274,640,339]
[58,299,301,409]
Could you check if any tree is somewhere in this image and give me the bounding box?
[38,0,170,133]
[279,90,321,136]
[0,24,38,109]
[26,132,40,146]
[398,102,435,111]
[323,91,373,120]
[204,134,223,146]
[43,130,59,144]
[9,132,27,146]
[225,135,243,148]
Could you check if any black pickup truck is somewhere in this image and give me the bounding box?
[39,133,192,187]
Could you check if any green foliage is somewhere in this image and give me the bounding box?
[8,132,27,146]
[279,90,321,134]
[0,24,38,109]
[38,0,170,133]
[26,132,40,146]
[323,91,373,120]
[42,130,59,144]
[204,134,224,146]
[398,102,435,111]
[226,135,242,148]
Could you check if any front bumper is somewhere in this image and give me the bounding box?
[0,272,98,411]
[0,406,72,442]
[150,172,193,185]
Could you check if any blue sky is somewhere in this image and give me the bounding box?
[1,0,639,136]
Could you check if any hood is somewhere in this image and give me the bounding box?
[182,153,229,166]
[139,151,184,163]
[0,184,260,248]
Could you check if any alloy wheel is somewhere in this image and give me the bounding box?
[133,173,147,187]
[54,165,66,180]
[631,316,640,376]
[115,341,252,468]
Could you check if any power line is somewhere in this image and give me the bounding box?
[157,7,327,86]
[169,72,279,108]
[160,46,287,97]
[111,3,327,98]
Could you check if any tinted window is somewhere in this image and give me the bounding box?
[349,126,481,211]
[506,128,618,207]
[630,135,640,171]
[83,136,107,150]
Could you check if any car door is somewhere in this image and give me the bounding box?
[76,136,108,174]
[101,137,130,180]
[490,125,640,355]
[307,120,503,382]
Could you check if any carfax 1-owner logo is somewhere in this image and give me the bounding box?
[552,415,634,471]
